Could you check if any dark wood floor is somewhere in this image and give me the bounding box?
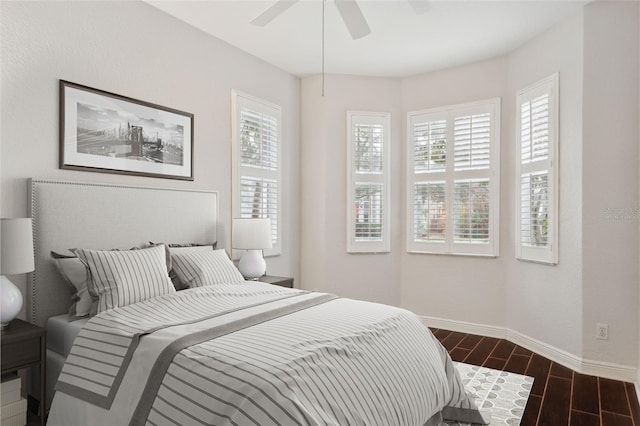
[431,328,640,426]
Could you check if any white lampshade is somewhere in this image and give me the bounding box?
[1,218,34,328]
[1,218,35,275]
[232,218,273,250]
[233,218,272,280]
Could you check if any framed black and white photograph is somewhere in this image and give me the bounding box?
[60,80,194,180]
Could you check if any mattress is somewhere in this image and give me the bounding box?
[46,314,89,358]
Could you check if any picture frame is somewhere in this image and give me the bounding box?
[60,80,194,180]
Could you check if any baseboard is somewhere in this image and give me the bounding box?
[505,328,583,373]
[579,358,638,383]
[420,316,507,340]
[419,315,638,383]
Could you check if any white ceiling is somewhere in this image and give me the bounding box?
[147,0,589,78]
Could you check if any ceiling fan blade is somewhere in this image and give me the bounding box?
[334,0,371,40]
[251,0,299,27]
[408,0,430,14]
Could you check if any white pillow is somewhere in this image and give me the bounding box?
[74,244,175,313]
[172,249,245,288]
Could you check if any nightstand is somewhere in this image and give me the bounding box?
[258,275,294,288]
[1,318,46,426]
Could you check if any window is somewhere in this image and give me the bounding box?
[346,112,390,253]
[232,91,281,256]
[515,74,558,264]
[407,98,500,256]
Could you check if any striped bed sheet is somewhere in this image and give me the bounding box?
[47,282,489,426]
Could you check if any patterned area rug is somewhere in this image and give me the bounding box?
[446,362,534,426]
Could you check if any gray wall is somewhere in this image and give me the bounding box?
[301,3,639,377]
[506,11,584,365]
[582,1,639,367]
[300,74,402,305]
[2,0,638,379]
[0,1,302,318]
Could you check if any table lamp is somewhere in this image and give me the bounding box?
[232,218,272,279]
[1,218,34,329]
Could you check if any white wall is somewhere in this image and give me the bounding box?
[399,57,509,328]
[0,1,301,318]
[3,0,638,377]
[506,13,584,362]
[300,1,639,377]
[301,74,402,306]
[582,1,639,368]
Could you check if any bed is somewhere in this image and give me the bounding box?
[28,178,489,426]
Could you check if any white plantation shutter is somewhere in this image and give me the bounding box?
[347,112,390,253]
[519,172,549,247]
[239,177,279,242]
[354,124,383,173]
[413,182,446,242]
[454,114,491,170]
[240,109,278,170]
[520,95,550,163]
[232,91,282,256]
[453,179,490,243]
[414,120,446,172]
[354,183,383,240]
[516,74,558,264]
[407,99,500,256]
[411,115,448,248]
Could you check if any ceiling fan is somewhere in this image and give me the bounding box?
[251,0,430,40]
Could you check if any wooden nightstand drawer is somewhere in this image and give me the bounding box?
[1,336,40,370]
[1,318,46,425]
[258,275,294,288]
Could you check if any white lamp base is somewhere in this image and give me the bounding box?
[238,250,266,280]
[1,275,23,329]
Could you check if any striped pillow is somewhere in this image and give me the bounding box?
[172,249,245,288]
[74,244,175,313]
[167,245,215,290]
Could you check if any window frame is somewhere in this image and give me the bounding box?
[406,98,501,257]
[515,73,559,264]
[346,111,391,253]
[231,90,282,257]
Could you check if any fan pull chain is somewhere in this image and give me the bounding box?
[322,0,325,96]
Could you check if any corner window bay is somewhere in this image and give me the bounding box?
[407,98,500,256]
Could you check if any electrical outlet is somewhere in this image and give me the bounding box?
[596,323,608,340]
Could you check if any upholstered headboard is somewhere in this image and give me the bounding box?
[28,178,218,327]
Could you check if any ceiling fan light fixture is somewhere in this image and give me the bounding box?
[250,0,299,27]
[334,0,371,40]
[250,0,375,41]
